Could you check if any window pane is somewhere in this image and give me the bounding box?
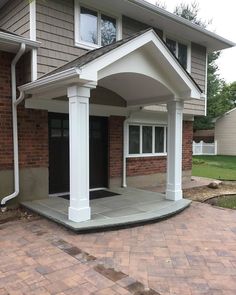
[80,7,98,44]
[51,129,62,138]
[63,119,69,129]
[101,14,117,46]
[178,43,188,69]
[166,38,176,55]
[51,119,61,129]
[142,126,153,154]
[155,127,164,153]
[129,126,140,154]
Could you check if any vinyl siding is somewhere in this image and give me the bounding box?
[215,109,236,155]
[191,42,206,93]
[36,0,87,77]
[122,16,163,38]
[0,0,30,38]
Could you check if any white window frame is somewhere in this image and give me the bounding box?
[74,0,122,50]
[163,33,191,73]
[127,123,167,158]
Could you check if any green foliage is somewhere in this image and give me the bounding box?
[173,2,235,130]
[173,1,210,28]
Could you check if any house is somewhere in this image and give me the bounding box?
[215,107,236,155]
[0,0,234,225]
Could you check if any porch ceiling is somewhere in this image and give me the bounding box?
[20,29,203,106]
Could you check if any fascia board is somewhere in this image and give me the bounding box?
[0,32,40,48]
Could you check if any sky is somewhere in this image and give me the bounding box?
[146,0,236,83]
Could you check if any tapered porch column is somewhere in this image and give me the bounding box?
[166,100,184,201]
[67,85,91,222]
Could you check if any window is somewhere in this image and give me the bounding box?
[128,124,167,157]
[166,38,189,70]
[75,3,120,49]
[129,125,140,154]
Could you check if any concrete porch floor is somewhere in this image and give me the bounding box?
[21,187,191,232]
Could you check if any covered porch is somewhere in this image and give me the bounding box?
[22,187,190,232]
[19,29,202,225]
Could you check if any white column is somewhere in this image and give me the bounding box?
[166,100,184,201]
[67,85,91,222]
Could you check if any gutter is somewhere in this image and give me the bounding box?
[0,31,40,48]
[128,0,236,48]
[1,43,26,210]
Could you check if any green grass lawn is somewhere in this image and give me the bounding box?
[216,195,236,209]
[192,155,236,180]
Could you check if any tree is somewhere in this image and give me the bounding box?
[155,1,166,9]
[174,1,210,28]
[173,2,230,130]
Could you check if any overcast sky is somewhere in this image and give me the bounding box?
[146,0,236,83]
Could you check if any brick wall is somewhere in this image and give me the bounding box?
[109,117,193,179]
[0,51,48,171]
[108,116,125,178]
[182,121,193,171]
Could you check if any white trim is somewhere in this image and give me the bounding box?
[74,0,122,50]
[128,0,235,50]
[204,53,208,116]
[29,0,36,41]
[127,123,168,157]
[30,0,37,81]
[0,31,40,48]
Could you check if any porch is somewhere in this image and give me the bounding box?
[21,187,191,232]
[19,29,202,225]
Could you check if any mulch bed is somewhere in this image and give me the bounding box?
[0,207,37,224]
[184,182,236,203]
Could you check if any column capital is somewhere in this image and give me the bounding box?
[167,100,184,112]
[67,84,96,99]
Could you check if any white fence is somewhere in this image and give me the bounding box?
[193,140,217,155]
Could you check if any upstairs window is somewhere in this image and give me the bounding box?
[166,38,189,71]
[75,3,120,49]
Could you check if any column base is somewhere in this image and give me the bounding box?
[166,189,183,201]
[68,206,91,222]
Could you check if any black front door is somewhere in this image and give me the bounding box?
[49,113,108,194]
[49,113,69,194]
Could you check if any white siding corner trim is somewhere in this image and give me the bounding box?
[30,0,37,81]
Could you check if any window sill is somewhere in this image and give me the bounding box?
[75,41,100,51]
[126,153,167,158]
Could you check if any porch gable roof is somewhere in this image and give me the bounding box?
[20,29,203,102]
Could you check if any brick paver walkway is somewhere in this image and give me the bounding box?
[1,202,236,295]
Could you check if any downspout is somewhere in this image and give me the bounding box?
[122,118,128,187]
[1,43,26,210]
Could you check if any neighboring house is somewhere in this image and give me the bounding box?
[215,107,236,156]
[0,0,234,223]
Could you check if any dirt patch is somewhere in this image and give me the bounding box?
[183,182,236,202]
[0,207,37,224]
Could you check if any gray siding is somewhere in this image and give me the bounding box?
[0,0,30,37]
[122,16,163,38]
[36,0,87,77]
[191,42,206,93]
[215,109,236,155]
